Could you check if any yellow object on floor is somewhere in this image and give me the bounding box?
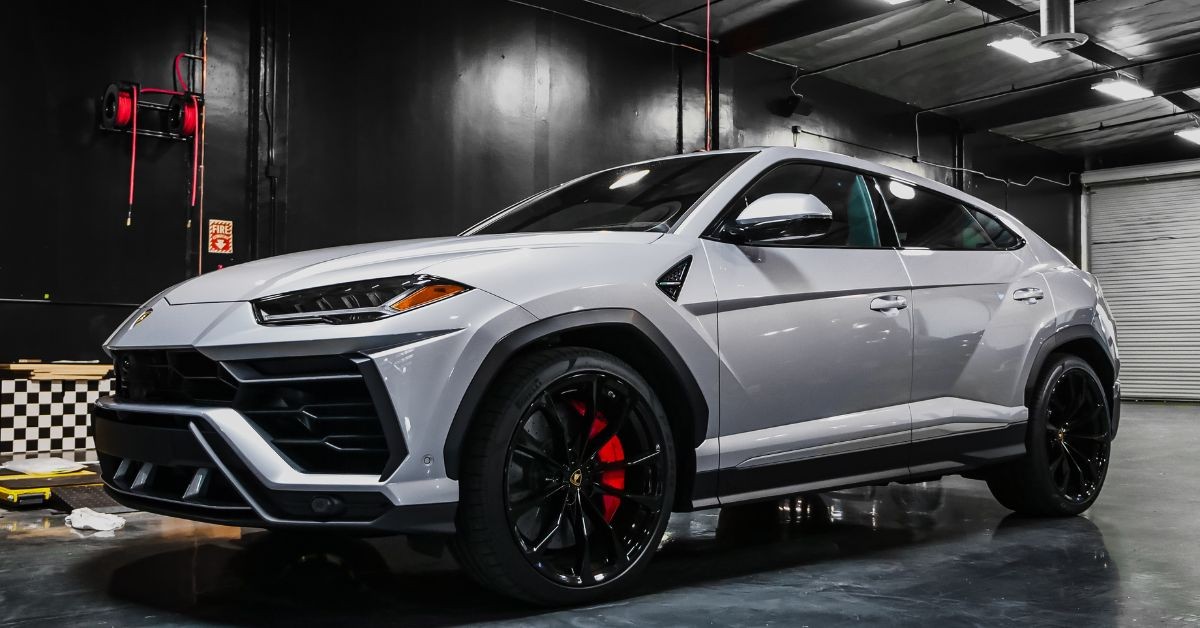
[0,469,100,507]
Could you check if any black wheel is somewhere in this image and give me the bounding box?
[987,354,1112,516]
[451,347,676,605]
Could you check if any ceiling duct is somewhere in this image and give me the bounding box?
[1032,0,1088,51]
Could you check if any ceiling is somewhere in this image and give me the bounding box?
[584,0,1200,159]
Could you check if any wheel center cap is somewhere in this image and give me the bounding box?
[569,469,583,487]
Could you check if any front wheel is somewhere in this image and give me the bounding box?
[987,354,1113,516]
[451,347,676,605]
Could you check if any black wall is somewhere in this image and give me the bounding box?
[1,1,253,361]
[286,2,702,249]
[1,0,1080,361]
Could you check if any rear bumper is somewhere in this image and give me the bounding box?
[92,398,455,534]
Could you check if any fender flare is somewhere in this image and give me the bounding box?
[1024,323,1120,434]
[442,308,710,479]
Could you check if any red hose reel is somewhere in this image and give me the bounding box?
[168,95,199,137]
[99,54,204,225]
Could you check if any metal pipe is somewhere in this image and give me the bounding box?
[1034,0,1088,51]
[111,127,188,141]
[1041,0,1074,36]
[197,0,208,275]
[791,125,911,160]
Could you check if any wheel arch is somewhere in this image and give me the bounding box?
[1025,324,1119,436]
[443,308,710,511]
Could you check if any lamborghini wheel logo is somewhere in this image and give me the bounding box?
[569,469,583,487]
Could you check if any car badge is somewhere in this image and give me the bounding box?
[132,309,153,328]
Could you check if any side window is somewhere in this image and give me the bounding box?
[970,209,1020,249]
[727,163,889,247]
[881,181,996,250]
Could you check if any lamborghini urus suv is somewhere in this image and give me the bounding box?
[95,147,1119,605]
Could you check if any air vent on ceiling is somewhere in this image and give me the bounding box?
[656,256,692,301]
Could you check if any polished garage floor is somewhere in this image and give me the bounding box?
[2,403,1197,626]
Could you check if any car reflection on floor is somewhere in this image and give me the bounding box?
[4,477,1109,627]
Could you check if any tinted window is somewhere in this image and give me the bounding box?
[971,209,1020,249]
[471,153,751,234]
[726,163,890,247]
[881,181,995,250]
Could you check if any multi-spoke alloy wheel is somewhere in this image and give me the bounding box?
[505,372,669,587]
[453,348,676,605]
[1044,367,1111,503]
[987,354,1112,516]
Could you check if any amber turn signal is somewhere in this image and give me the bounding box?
[390,283,469,313]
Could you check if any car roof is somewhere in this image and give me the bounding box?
[705,146,1021,228]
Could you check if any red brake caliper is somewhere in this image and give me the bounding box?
[570,400,625,522]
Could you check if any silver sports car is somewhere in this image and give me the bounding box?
[95,146,1119,605]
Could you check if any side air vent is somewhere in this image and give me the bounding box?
[656,256,692,301]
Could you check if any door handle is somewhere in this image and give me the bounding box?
[870,295,908,311]
[1013,287,1044,303]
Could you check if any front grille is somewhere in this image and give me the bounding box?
[115,349,236,404]
[112,350,401,475]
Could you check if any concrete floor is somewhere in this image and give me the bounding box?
[1,402,1198,626]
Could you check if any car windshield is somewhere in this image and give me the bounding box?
[468,152,753,234]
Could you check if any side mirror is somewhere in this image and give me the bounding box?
[723,193,833,244]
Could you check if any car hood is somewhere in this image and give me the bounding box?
[163,232,664,304]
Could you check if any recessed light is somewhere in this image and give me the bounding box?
[609,169,650,189]
[1091,79,1154,101]
[987,37,1059,63]
[1176,128,1200,145]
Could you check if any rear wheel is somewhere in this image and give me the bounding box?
[452,347,676,605]
[987,354,1112,516]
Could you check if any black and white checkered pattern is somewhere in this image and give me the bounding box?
[1,378,112,459]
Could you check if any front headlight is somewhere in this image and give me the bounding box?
[252,275,470,325]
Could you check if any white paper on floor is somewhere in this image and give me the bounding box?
[65,508,126,532]
[2,457,86,475]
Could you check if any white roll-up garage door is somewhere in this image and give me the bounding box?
[1087,172,1200,400]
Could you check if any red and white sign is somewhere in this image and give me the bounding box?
[208,219,233,254]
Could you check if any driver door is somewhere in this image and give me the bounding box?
[704,162,915,501]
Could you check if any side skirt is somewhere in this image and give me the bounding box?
[695,422,1026,507]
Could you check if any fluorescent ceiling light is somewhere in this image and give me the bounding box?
[987,37,1059,63]
[1091,79,1154,101]
[1176,128,1200,145]
[880,0,915,4]
[609,169,650,189]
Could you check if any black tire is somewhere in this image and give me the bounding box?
[987,354,1113,516]
[451,347,677,606]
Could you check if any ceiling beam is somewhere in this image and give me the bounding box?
[716,0,920,57]
[952,54,1200,130]
[507,0,706,51]
[953,0,1200,131]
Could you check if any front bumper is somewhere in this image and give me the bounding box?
[99,288,539,530]
[92,397,455,533]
